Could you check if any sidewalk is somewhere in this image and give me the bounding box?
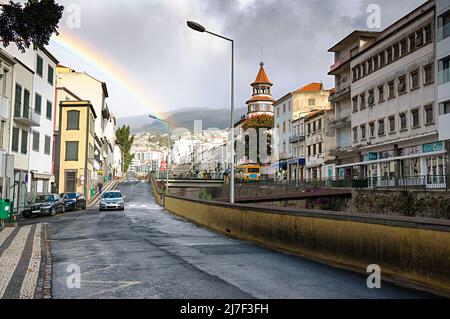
[88,179,122,208]
[0,223,44,299]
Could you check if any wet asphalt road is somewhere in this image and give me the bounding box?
[20,181,434,299]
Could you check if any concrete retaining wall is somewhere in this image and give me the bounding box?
[163,194,450,296]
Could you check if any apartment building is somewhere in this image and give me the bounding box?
[56,66,114,192]
[328,31,379,181]
[304,110,336,181]
[289,116,306,181]
[0,49,15,200]
[437,0,450,179]
[274,82,331,179]
[346,1,443,184]
[57,100,96,197]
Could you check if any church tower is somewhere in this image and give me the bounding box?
[245,62,275,118]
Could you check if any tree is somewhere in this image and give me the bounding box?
[116,125,135,174]
[0,0,64,52]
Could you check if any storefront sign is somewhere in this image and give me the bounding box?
[367,152,378,161]
[423,142,444,153]
[399,146,421,156]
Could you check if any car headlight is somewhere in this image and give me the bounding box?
[100,200,107,205]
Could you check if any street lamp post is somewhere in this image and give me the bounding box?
[149,115,171,194]
[187,20,235,204]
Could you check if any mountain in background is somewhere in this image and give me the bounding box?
[117,107,247,133]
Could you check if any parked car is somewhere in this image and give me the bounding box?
[61,192,86,211]
[22,194,65,218]
[99,190,125,211]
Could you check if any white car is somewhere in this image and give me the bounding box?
[99,191,125,211]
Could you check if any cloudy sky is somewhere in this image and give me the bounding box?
[48,0,426,119]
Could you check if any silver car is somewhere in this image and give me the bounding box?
[99,191,125,211]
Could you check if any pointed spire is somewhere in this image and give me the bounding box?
[252,62,272,86]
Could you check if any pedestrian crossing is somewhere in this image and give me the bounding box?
[0,224,42,299]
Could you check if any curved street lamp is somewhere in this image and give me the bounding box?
[187,20,235,204]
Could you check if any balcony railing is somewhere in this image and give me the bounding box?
[437,23,450,42]
[329,50,358,73]
[438,68,450,85]
[289,134,305,144]
[13,106,40,126]
[329,116,351,129]
[329,84,351,102]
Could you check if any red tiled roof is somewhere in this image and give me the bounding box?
[295,82,323,93]
[246,95,276,105]
[252,63,272,85]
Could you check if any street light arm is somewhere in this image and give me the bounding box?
[205,30,233,43]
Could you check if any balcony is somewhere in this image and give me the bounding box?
[329,115,351,129]
[437,23,450,42]
[13,106,40,126]
[328,50,358,75]
[289,134,305,144]
[329,84,351,103]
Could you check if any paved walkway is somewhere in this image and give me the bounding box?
[0,224,43,299]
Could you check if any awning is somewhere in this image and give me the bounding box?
[32,172,52,180]
[288,158,306,166]
[270,161,287,170]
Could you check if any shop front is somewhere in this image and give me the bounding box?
[288,158,305,181]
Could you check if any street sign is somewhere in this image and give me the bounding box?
[80,175,85,182]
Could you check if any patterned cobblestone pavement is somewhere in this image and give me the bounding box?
[0,224,44,299]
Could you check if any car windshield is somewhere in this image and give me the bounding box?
[102,192,122,199]
[247,168,260,173]
[32,195,53,203]
[64,193,77,199]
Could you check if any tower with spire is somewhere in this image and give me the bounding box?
[245,62,275,118]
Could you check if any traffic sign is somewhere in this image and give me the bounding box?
[160,161,168,172]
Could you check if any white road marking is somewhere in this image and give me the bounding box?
[0,228,14,247]
[0,226,32,298]
[19,224,42,299]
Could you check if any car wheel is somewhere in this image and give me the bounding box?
[62,206,66,214]
[82,205,86,210]
[50,208,56,216]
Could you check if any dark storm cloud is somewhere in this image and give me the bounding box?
[52,0,426,117]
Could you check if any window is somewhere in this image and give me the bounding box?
[400,113,407,130]
[368,90,374,107]
[424,24,432,43]
[307,123,311,134]
[14,84,22,117]
[398,76,406,94]
[378,119,385,136]
[352,96,358,112]
[441,101,450,115]
[373,56,379,70]
[317,119,322,130]
[410,70,419,89]
[65,141,79,161]
[360,124,366,140]
[276,107,279,117]
[368,59,373,73]
[21,130,28,154]
[378,85,385,103]
[0,120,5,149]
[64,171,77,193]
[318,142,322,154]
[423,64,434,84]
[409,34,416,51]
[369,122,375,138]
[32,131,40,152]
[360,93,366,110]
[12,127,19,152]
[308,99,316,106]
[393,43,400,60]
[67,110,80,130]
[23,89,30,118]
[312,121,316,132]
[35,93,42,114]
[388,81,395,98]
[389,116,395,133]
[36,55,43,77]
[411,109,420,128]
[46,100,52,120]
[361,63,366,77]
[283,104,286,114]
[386,47,393,64]
[44,135,51,155]
[416,30,423,47]
[400,38,408,56]
[48,65,54,86]
[424,105,433,125]
[438,56,450,84]
[89,114,95,136]
[379,52,386,67]
[282,122,286,134]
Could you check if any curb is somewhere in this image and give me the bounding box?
[41,224,52,299]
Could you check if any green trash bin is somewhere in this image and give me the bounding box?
[0,199,11,221]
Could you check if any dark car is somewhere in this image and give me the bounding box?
[99,191,125,211]
[61,192,87,211]
[22,194,65,218]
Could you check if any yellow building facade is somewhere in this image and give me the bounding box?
[56,100,96,199]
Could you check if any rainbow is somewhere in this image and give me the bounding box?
[50,28,169,126]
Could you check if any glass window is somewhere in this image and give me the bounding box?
[378,119,385,136]
[378,85,384,103]
[352,96,358,112]
[36,55,43,77]
[46,100,52,120]
[398,76,406,94]
[35,93,42,114]
[65,141,79,161]
[393,43,400,60]
[48,65,54,86]
[400,38,408,56]
[416,30,423,47]
[32,131,40,152]
[410,70,419,89]
[21,130,28,154]
[411,109,420,128]
[438,55,450,84]
[389,116,395,133]
[424,24,433,43]
[388,81,395,98]
[368,90,374,107]
[45,135,51,155]
[353,127,358,142]
[67,110,80,130]
[386,48,393,64]
[23,89,30,118]
[360,124,366,140]
[369,122,375,138]
[12,127,19,152]
[14,84,21,117]
[424,64,434,84]
[409,34,416,51]
[425,105,433,125]
[400,113,407,130]
[360,93,366,110]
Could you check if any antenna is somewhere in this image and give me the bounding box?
[260,45,263,64]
